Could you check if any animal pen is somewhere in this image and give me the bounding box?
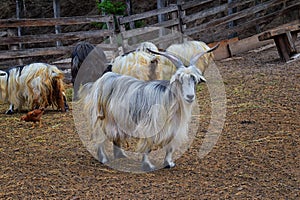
[0,0,299,72]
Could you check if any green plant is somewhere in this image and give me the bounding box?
[96,0,126,15]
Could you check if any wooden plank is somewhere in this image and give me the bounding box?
[227,0,254,9]
[0,46,73,59]
[118,4,178,24]
[258,20,300,40]
[286,31,297,52]
[208,37,238,60]
[0,15,114,28]
[122,32,182,52]
[182,4,228,24]
[274,36,290,61]
[206,2,300,42]
[121,27,160,39]
[0,30,114,45]
[182,0,254,24]
[0,43,118,60]
[181,0,214,10]
[148,32,182,47]
[0,31,7,37]
[184,0,283,36]
[229,34,274,56]
[152,18,179,28]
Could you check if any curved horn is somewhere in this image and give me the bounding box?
[190,43,220,66]
[147,48,184,69]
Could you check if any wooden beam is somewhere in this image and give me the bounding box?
[182,4,228,24]
[0,30,114,45]
[181,0,214,10]
[119,4,177,24]
[53,0,62,46]
[258,20,300,40]
[0,15,114,28]
[229,34,274,56]
[0,46,73,59]
[209,3,300,42]
[184,0,283,36]
[0,43,119,60]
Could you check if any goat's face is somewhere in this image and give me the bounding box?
[180,73,197,103]
[172,67,204,104]
[147,43,219,103]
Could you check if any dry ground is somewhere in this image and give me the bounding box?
[0,44,299,199]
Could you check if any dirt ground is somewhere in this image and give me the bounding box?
[0,44,299,199]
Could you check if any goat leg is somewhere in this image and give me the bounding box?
[164,147,175,168]
[5,104,14,114]
[96,143,109,164]
[113,138,127,159]
[142,150,156,171]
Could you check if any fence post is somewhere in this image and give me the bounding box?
[228,0,237,38]
[53,0,62,46]
[7,28,23,65]
[125,0,135,29]
[107,15,120,58]
[177,0,187,41]
[15,0,24,49]
[157,0,166,23]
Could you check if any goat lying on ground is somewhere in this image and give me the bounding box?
[0,63,68,114]
[78,44,219,171]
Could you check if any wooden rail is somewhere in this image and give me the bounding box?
[258,20,300,61]
[0,0,299,64]
[0,14,116,62]
[116,0,299,45]
[0,15,114,28]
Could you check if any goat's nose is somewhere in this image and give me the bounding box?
[187,94,194,100]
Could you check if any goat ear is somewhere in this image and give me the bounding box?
[147,48,184,69]
[170,72,180,84]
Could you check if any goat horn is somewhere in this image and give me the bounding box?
[190,43,220,66]
[147,48,184,69]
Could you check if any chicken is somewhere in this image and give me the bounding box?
[20,107,45,128]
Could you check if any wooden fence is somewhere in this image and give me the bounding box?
[0,15,118,64]
[0,0,299,65]
[118,0,300,45]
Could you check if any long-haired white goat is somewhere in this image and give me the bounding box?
[163,40,214,75]
[110,42,166,80]
[78,44,219,171]
[0,63,68,114]
[110,41,215,81]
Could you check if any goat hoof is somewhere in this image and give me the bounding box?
[5,110,13,115]
[99,157,109,164]
[164,162,175,168]
[114,152,127,159]
[98,153,109,164]
[142,163,156,172]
